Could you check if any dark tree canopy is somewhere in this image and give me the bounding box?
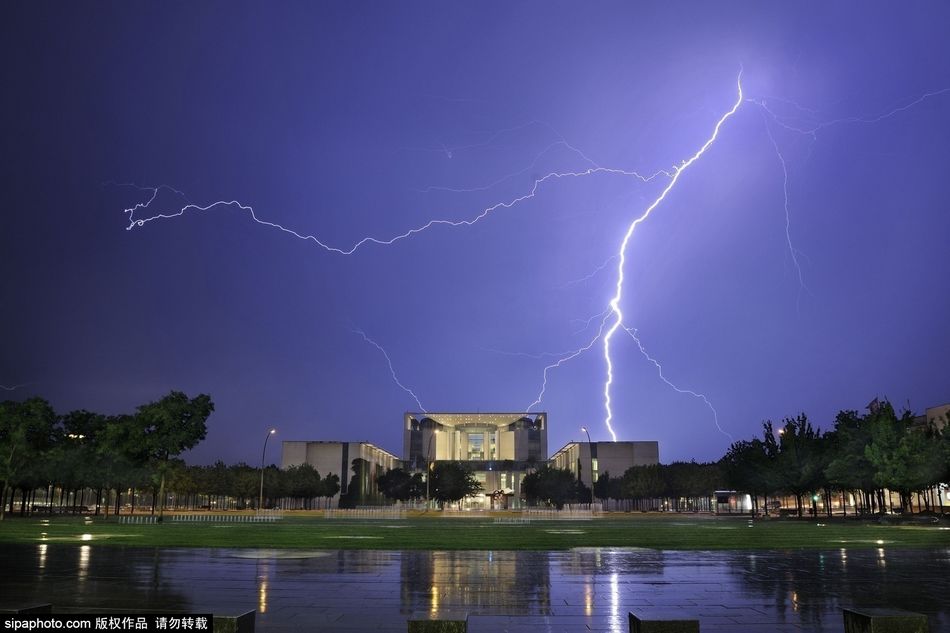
[521,465,580,509]
[377,467,424,502]
[429,461,482,508]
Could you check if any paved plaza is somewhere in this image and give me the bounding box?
[3,544,949,632]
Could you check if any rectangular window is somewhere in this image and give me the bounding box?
[468,434,484,460]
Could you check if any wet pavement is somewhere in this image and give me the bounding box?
[2,544,949,632]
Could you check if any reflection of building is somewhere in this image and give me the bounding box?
[400,550,550,615]
[404,412,548,509]
[281,441,400,505]
[550,441,659,491]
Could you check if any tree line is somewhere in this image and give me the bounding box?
[3,394,947,517]
[0,393,213,520]
[720,403,949,516]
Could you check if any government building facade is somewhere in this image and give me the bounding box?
[282,411,659,508]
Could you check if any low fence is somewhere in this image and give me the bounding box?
[118,515,158,524]
[118,513,284,524]
[323,508,407,519]
[170,513,283,523]
[522,507,600,520]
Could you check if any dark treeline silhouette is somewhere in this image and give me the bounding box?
[0,393,213,520]
[0,393,345,515]
[594,461,724,512]
[721,403,949,516]
[3,395,947,516]
[167,461,341,510]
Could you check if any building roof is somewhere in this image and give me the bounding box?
[405,412,546,426]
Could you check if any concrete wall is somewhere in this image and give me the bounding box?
[280,441,400,505]
[550,441,661,490]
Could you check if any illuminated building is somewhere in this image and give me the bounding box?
[404,412,548,509]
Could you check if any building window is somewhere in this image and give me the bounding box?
[468,434,484,460]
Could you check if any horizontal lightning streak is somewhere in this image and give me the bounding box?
[123,166,673,256]
[118,71,948,450]
[1,383,32,391]
[416,140,595,194]
[602,71,745,443]
[748,86,950,137]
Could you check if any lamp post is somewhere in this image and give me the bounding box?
[259,428,276,511]
[424,432,435,510]
[580,426,595,508]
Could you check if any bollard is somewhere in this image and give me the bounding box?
[213,610,255,633]
[843,608,928,633]
[629,611,700,633]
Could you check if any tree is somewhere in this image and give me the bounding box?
[593,470,612,502]
[772,414,824,517]
[284,463,323,508]
[864,402,942,513]
[97,414,151,515]
[56,410,110,514]
[378,468,425,503]
[0,398,56,520]
[521,465,578,509]
[664,461,724,511]
[136,391,214,518]
[825,410,877,514]
[621,464,667,509]
[320,472,341,508]
[429,461,482,509]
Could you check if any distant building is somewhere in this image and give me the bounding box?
[282,411,663,509]
[550,441,660,491]
[281,441,400,505]
[914,403,950,432]
[404,412,548,509]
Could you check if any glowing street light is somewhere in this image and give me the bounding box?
[259,428,276,511]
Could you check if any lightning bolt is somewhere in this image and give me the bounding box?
[601,71,744,442]
[351,328,426,413]
[623,326,731,441]
[562,255,618,288]
[748,85,950,306]
[570,308,611,336]
[122,164,673,256]
[119,71,948,447]
[525,315,609,412]
[1,383,32,391]
[416,136,602,194]
[759,113,808,306]
[752,87,950,138]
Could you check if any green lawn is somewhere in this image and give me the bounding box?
[1,512,948,550]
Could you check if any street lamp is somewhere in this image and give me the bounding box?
[580,426,595,508]
[259,428,276,512]
[424,432,435,510]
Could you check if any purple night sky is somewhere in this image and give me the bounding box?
[3,3,949,467]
